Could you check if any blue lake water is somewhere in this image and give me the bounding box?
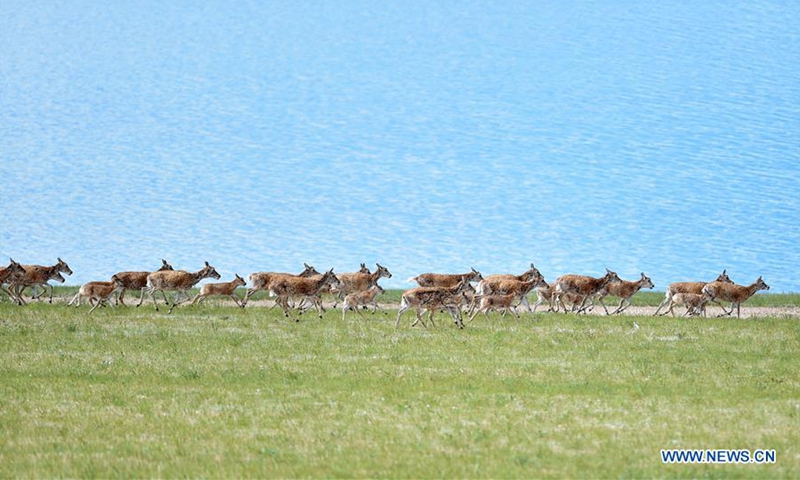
[1,1,799,291]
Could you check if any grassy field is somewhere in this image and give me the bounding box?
[1,291,799,478]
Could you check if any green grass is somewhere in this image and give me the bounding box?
[1,294,799,478]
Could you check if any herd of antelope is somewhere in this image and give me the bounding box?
[0,258,772,327]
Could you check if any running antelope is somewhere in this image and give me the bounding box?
[10,258,73,305]
[1,259,25,303]
[145,261,221,313]
[468,293,522,323]
[654,270,733,316]
[476,264,544,312]
[474,275,547,314]
[334,263,392,305]
[702,276,770,318]
[594,273,655,315]
[269,269,340,320]
[243,263,320,307]
[553,269,621,314]
[531,281,583,313]
[113,259,174,306]
[409,268,483,288]
[341,285,385,319]
[667,292,713,317]
[396,279,474,329]
[68,275,126,314]
[190,274,247,307]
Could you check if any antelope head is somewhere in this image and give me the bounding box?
[469,267,483,282]
[234,274,246,287]
[602,268,621,286]
[755,276,770,292]
[358,263,370,274]
[715,269,733,284]
[376,263,392,279]
[201,261,221,280]
[159,259,174,271]
[301,263,321,277]
[640,273,655,289]
[57,257,73,276]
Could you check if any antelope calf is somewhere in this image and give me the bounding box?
[667,292,713,317]
[1,259,25,303]
[702,276,770,318]
[145,261,221,313]
[113,259,174,306]
[334,263,392,305]
[476,264,544,312]
[654,270,732,316]
[468,293,521,323]
[553,269,622,314]
[409,267,483,288]
[396,279,473,329]
[10,258,73,305]
[341,285,385,319]
[191,274,247,307]
[594,273,655,315]
[474,276,547,314]
[68,275,126,313]
[243,263,320,307]
[269,269,340,320]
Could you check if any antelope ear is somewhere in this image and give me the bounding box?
[205,261,210,267]
[58,257,64,262]
[162,259,168,265]
[722,269,727,274]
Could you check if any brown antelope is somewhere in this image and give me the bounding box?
[10,258,73,305]
[243,263,320,307]
[68,275,126,313]
[667,292,713,317]
[654,270,733,316]
[113,259,174,306]
[409,267,483,288]
[145,261,221,313]
[553,269,622,314]
[396,279,474,329]
[476,264,544,312]
[473,276,547,314]
[1,259,25,303]
[190,274,247,306]
[594,273,655,315]
[269,269,340,320]
[341,285,385,319]
[468,293,521,323]
[531,281,583,313]
[334,263,392,305]
[702,276,770,318]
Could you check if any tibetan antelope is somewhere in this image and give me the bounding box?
[269,269,340,320]
[468,293,522,323]
[594,273,655,315]
[396,279,474,329]
[654,270,733,316]
[334,263,392,306]
[113,259,174,306]
[553,269,622,314]
[190,274,247,307]
[475,275,547,311]
[702,276,770,318]
[68,275,126,314]
[10,258,73,305]
[145,261,221,313]
[667,292,713,317]
[531,281,583,313]
[341,285,385,319]
[1,259,25,303]
[243,263,320,307]
[476,264,544,312]
[409,268,483,288]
